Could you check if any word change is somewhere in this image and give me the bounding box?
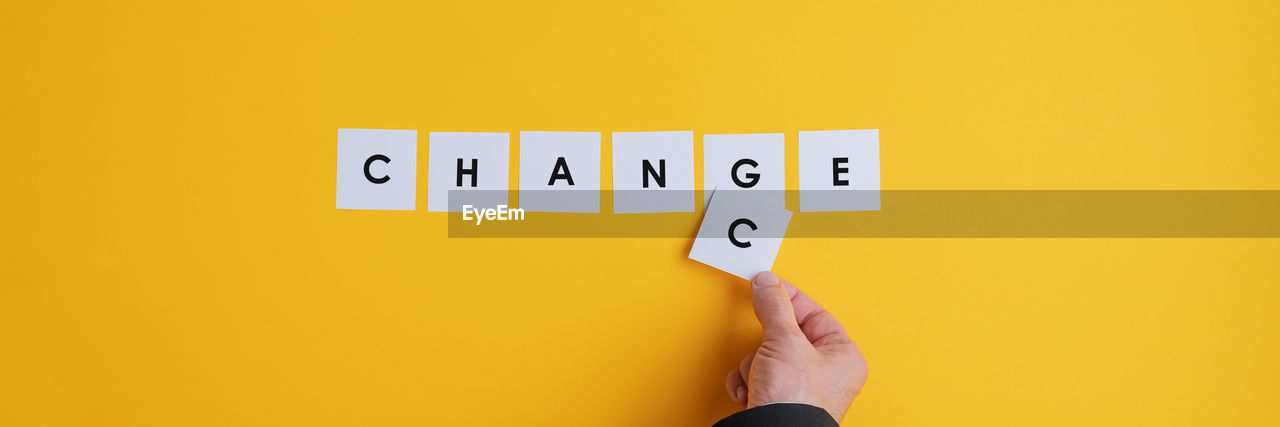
[335,129,880,213]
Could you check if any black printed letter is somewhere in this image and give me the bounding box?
[457,158,478,187]
[642,159,666,188]
[728,218,757,248]
[832,157,849,186]
[549,157,575,185]
[364,154,390,184]
[731,159,760,188]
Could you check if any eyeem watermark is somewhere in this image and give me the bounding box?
[461,204,525,225]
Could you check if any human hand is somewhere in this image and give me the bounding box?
[724,271,869,422]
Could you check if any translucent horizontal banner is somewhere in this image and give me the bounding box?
[445,190,1280,238]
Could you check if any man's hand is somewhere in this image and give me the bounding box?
[724,271,869,422]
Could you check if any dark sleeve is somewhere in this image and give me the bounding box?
[712,403,840,427]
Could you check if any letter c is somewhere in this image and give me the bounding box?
[364,154,391,184]
[728,218,757,248]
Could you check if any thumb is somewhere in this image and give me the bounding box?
[751,271,804,342]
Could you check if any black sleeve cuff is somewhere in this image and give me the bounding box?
[712,403,839,427]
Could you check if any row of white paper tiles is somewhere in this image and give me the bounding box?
[335,129,879,213]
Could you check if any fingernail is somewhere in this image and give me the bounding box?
[735,385,747,402]
[752,271,779,288]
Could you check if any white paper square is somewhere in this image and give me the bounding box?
[426,132,511,212]
[688,190,793,280]
[336,129,417,210]
[798,129,880,212]
[703,133,785,208]
[612,131,695,213]
[519,131,601,213]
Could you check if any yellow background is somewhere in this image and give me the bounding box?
[3,1,1278,425]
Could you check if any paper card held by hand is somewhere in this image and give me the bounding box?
[688,190,793,280]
